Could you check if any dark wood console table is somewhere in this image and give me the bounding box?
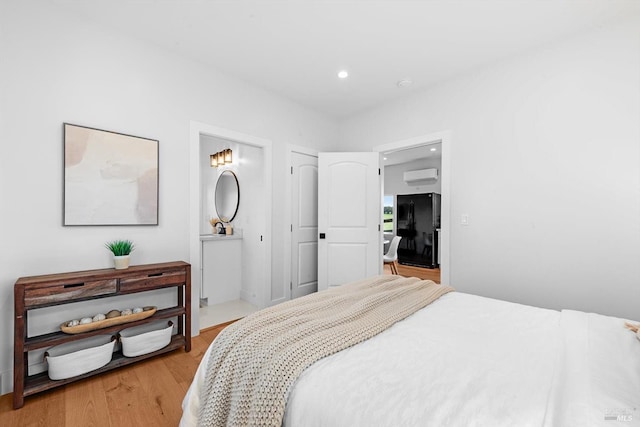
[13,261,191,409]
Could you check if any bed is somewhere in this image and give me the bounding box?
[180,276,640,427]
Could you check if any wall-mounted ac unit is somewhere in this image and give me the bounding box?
[403,168,438,184]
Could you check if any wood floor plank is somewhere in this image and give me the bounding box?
[28,390,66,427]
[102,362,165,427]
[162,348,203,389]
[384,263,441,283]
[64,374,112,427]
[0,387,66,427]
[135,356,189,423]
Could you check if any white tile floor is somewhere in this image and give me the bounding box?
[199,299,259,330]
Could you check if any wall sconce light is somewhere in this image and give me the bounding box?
[210,148,233,167]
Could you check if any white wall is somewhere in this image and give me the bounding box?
[385,158,442,196]
[0,1,336,394]
[340,17,640,320]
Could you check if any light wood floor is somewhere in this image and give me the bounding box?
[0,322,231,427]
[384,263,441,283]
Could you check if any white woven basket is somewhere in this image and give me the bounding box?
[119,320,173,357]
[45,335,116,380]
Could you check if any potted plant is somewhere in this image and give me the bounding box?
[105,239,135,270]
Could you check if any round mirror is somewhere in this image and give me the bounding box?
[214,170,240,222]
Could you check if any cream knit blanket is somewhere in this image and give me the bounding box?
[197,275,454,426]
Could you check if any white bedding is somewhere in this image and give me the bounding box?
[181,292,640,427]
[545,310,640,427]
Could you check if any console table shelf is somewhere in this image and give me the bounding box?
[23,306,186,351]
[23,335,186,398]
[13,261,191,409]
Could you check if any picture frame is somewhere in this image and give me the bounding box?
[63,123,159,225]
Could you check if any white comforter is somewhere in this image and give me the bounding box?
[181,292,640,427]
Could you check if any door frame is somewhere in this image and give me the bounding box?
[189,121,273,333]
[282,144,318,304]
[373,130,452,285]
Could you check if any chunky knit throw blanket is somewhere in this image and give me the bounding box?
[197,275,454,426]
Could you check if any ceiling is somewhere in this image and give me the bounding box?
[52,0,640,119]
[383,143,441,167]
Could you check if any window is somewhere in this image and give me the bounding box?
[383,195,394,232]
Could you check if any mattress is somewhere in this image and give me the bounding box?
[181,292,640,427]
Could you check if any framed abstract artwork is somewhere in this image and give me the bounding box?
[63,123,159,225]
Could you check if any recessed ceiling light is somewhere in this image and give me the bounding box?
[430,147,437,152]
[338,70,349,79]
[383,157,388,160]
[397,79,413,88]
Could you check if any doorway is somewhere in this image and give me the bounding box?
[282,131,451,298]
[189,121,272,334]
[374,131,451,286]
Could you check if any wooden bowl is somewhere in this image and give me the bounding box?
[60,306,157,334]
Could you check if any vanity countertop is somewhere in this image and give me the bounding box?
[200,229,243,241]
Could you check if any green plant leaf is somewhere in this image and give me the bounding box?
[105,239,135,256]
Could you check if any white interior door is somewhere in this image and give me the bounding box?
[318,152,381,291]
[291,151,318,298]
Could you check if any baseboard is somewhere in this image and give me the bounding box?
[268,297,287,307]
[0,360,49,396]
[0,368,10,396]
[240,289,260,307]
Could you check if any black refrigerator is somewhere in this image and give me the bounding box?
[396,192,441,268]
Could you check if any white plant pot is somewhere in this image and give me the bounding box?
[113,255,130,270]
